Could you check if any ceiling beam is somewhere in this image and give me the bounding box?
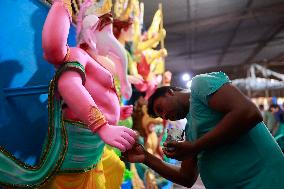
[190,60,284,78]
[191,64,248,79]
[166,20,282,43]
[165,2,284,32]
[169,35,284,57]
[267,52,284,63]
[217,0,254,66]
[241,23,284,65]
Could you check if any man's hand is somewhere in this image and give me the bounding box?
[120,105,133,120]
[163,141,198,161]
[121,143,147,163]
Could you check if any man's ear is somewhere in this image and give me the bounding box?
[167,89,174,96]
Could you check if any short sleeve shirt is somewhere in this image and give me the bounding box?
[185,72,284,189]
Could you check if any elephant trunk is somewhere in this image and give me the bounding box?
[108,34,132,99]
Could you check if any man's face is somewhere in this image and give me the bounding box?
[153,93,188,121]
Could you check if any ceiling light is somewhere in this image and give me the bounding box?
[182,73,190,81]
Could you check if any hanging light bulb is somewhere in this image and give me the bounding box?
[182,73,190,81]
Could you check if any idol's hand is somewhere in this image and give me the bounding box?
[160,48,168,57]
[97,124,136,152]
[120,105,133,120]
[158,29,166,40]
[127,75,144,85]
[163,141,198,161]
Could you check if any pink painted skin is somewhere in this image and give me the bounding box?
[84,26,132,99]
[42,1,136,152]
[75,0,132,100]
[120,105,133,120]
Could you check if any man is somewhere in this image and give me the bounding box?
[123,72,284,188]
[273,105,284,152]
[258,104,265,117]
[263,104,276,134]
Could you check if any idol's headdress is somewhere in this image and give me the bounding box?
[76,0,112,46]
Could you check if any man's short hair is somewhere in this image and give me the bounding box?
[147,86,183,118]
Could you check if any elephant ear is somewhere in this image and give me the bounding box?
[77,15,99,51]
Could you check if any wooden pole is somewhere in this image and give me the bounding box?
[159,3,164,49]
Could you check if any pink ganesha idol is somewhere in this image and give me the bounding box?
[42,0,136,188]
[42,0,136,147]
[0,0,136,188]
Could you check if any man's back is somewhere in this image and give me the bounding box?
[186,72,284,189]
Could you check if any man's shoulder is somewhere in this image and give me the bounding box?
[192,72,228,81]
[190,72,230,92]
